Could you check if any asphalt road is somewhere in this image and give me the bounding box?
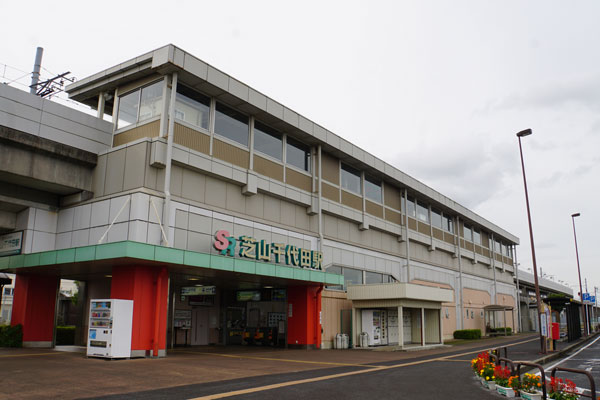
[542,335,600,398]
[85,341,536,400]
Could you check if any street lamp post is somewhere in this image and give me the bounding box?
[516,128,546,354]
[571,213,588,336]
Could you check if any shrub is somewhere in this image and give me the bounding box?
[0,324,23,347]
[453,329,482,340]
[55,326,76,345]
[491,327,512,335]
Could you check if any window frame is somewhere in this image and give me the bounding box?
[116,80,164,131]
[174,84,211,132]
[214,101,250,147]
[364,175,382,203]
[253,120,283,161]
[340,163,362,195]
[285,136,311,172]
[463,223,473,242]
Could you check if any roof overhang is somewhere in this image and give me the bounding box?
[347,282,453,303]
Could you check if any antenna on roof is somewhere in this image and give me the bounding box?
[28,46,76,99]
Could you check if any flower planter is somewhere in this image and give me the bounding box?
[520,390,542,400]
[496,385,517,398]
[485,381,496,390]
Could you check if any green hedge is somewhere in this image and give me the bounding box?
[453,329,482,340]
[0,324,23,347]
[56,326,76,345]
[490,327,512,335]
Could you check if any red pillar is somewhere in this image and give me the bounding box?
[11,274,59,347]
[287,285,321,349]
[110,265,168,357]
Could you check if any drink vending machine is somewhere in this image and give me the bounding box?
[87,299,133,359]
[361,309,388,346]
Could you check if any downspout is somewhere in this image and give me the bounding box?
[404,189,410,283]
[491,233,498,305]
[514,244,522,333]
[456,216,464,330]
[153,267,165,357]
[315,284,323,349]
[162,72,178,247]
[317,145,323,252]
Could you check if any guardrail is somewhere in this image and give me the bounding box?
[479,348,596,400]
[550,366,596,400]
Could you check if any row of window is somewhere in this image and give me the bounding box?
[463,223,513,257]
[325,266,396,291]
[115,82,513,258]
[116,81,312,172]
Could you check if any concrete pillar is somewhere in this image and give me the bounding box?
[439,308,444,344]
[11,274,59,347]
[110,265,169,357]
[398,306,404,349]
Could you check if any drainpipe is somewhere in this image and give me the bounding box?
[317,145,323,252]
[456,216,464,330]
[514,245,522,333]
[315,284,323,349]
[491,233,497,305]
[162,72,178,247]
[153,267,166,357]
[404,189,411,282]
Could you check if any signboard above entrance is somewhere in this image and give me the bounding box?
[181,286,216,296]
[213,230,323,271]
[0,231,23,257]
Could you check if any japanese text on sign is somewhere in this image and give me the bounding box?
[213,230,322,270]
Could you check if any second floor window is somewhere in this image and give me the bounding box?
[286,137,311,172]
[215,102,249,146]
[341,164,361,194]
[175,85,210,130]
[117,81,163,129]
[254,121,282,160]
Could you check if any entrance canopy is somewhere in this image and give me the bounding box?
[0,240,343,288]
[483,304,514,336]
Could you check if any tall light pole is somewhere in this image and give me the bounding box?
[517,128,546,353]
[571,213,588,336]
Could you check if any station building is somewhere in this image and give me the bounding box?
[0,44,519,355]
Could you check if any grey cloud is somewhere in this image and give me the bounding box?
[490,76,600,112]
[392,137,519,209]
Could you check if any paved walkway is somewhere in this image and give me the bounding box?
[0,333,593,399]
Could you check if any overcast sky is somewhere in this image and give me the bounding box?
[2,1,598,298]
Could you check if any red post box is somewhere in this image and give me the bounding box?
[551,322,560,340]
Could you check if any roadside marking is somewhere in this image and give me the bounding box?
[0,352,69,358]
[438,359,471,362]
[174,350,380,368]
[188,336,539,400]
[543,335,600,372]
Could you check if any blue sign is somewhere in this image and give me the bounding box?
[591,296,596,304]
[582,293,591,302]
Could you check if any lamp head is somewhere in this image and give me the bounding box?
[572,213,581,218]
[517,129,533,137]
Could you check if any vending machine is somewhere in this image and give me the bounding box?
[87,299,133,359]
[361,309,388,346]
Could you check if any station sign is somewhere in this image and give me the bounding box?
[0,231,23,257]
[181,286,216,296]
[213,230,323,270]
